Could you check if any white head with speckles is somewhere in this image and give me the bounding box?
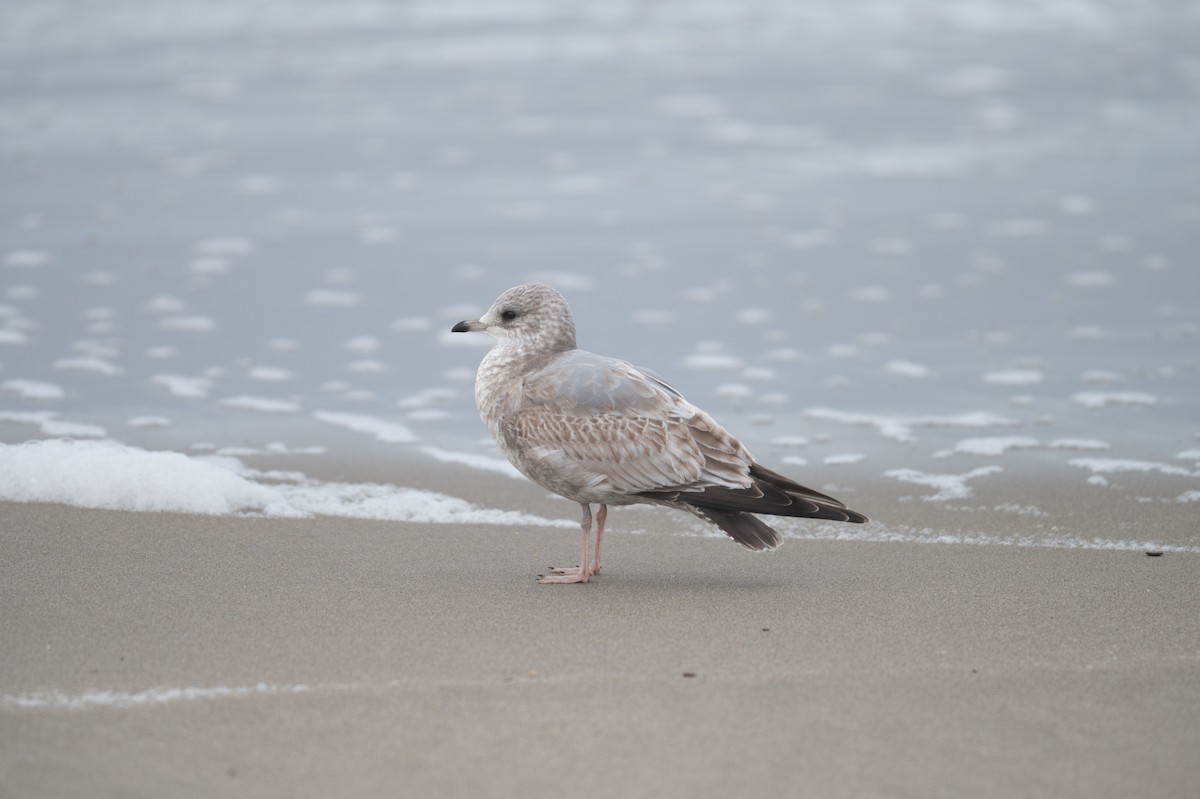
[451,283,577,353]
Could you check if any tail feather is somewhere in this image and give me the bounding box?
[688,506,782,551]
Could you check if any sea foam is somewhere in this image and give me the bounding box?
[313,411,418,443]
[805,408,1019,444]
[0,439,290,515]
[884,466,1004,501]
[0,439,565,526]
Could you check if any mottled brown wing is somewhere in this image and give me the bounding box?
[509,350,755,497]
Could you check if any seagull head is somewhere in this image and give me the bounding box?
[451,283,577,352]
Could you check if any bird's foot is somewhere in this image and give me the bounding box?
[546,561,601,575]
[538,565,591,584]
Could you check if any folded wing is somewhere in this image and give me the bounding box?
[507,350,869,540]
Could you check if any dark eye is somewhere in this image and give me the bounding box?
[500,309,518,322]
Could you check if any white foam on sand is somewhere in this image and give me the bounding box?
[2,379,64,400]
[397,388,458,410]
[682,349,743,370]
[0,439,292,515]
[1064,271,1116,288]
[884,466,1004,501]
[52,356,124,376]
[982,369,1043,386]
[1071,391,1158,409]
[143,295,187,315]
[4,675,528,711]
[419,446,524,479]
[1068,325,1105,340]
[3,682,319,710]
[939,436,1041,456]
[885,360,930,378]
[776,519,1200,554]
[716,383,753,401]
[0,411,106,438]
[937,436,1112,457]
[273,480,563,526]
[849,286,893,303]
[347,360,386,374]
[248,366,293,382]
[1048,438,1111,451]
[194,237,255,257]
[1067,458,1196,478]
[151,374,213,399]
[126,416,171,428]
[159,316,216,332]
[3,249,52,268]
[217,442,326,457]
[220,395,301,414]
[805,408,1018,444]
[313,411,418,444]
[0,439,567,527]
[1081,370,1122,384]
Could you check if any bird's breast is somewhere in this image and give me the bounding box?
[474,349,523,431]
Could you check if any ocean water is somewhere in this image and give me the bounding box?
[2,1,1198,524]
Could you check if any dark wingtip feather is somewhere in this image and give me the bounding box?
[843,508,869,524]
[748,462,869,523]
[640,463,870,525]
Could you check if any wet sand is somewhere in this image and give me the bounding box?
[2,476,1198,799]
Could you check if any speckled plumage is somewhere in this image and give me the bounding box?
[452,283,867,583]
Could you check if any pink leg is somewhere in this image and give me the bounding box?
[539,504,593,584]
[592,504,607,575]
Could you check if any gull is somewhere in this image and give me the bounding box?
[452,283,868,583]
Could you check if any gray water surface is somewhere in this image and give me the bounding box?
[2,1,1198,487]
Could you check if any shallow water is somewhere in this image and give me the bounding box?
[2,1,1198,510]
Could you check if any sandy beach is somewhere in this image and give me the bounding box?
[3,460,1198,799]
